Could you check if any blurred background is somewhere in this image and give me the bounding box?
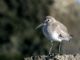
[0,0,80,60]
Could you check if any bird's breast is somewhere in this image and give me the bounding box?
[42,25,62,42]
[42,25,52,40]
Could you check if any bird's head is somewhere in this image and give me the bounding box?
[35,16,56,29]
[44,16,57,24]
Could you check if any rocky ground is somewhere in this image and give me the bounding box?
[24,54,80,60]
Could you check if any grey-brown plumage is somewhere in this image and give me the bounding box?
[36,16,72,55]
[42,16,72,42]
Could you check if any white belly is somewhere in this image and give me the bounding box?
[51,31,62,42]
[42,26,62,42]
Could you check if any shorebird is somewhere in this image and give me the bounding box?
[36,16,72,55]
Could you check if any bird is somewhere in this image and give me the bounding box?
[36,16,72,55]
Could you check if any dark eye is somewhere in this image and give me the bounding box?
[47,19,49,21]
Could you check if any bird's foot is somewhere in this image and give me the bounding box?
[48,53,57,58]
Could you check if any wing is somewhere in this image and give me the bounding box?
[56,21,68,32]
[50,23,58,31]
[59,23,68,32]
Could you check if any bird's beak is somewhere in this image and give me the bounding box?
[35,23,44,30]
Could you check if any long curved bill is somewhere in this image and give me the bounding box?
[35,23,44,30]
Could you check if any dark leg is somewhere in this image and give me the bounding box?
[59,42,62,54]
[49,40,53,55]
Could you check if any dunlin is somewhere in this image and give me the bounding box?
[36,16,72,55]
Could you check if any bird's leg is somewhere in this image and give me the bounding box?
[59,42,62,54]
[49,40,53,55]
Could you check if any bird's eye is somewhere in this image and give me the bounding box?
[47,19,49,21]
